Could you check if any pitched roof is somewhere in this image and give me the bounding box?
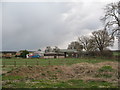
[0,51,17,53]
[59,49,78,53]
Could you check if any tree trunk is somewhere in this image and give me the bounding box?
[99,48,104,56]
[117,13,120,50]
[118,30,120,50]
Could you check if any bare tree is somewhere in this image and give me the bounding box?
[91,30,114,54]
[45,46,52,53]
[38,49,41,51]
[67,41,83,52]
[78,36,95,51]
[101,1,120,50]
[52,46,60,53]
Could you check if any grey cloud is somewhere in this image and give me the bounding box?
[2,2,118,51]
[0,3,2,51]
[2,2,73,50]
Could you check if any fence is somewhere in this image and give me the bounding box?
[2,57,116,67]
[2,59,73,67]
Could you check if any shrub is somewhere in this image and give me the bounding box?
[20,50,29,58]
[101,50,113,57]
[85,50,113,58]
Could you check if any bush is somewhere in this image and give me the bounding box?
[84,50,113,58]
[84,51,100,57]
[20,50,29,58]
[101,50,113,57]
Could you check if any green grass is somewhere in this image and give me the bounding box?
[2,58,117,73]
[98,66,114,72]
[85,81,115,88]
[2,58,117,66]
[113,52,120,56]
[2,79,116,88]
[2,58,118,88]
[2,75,24,80]
[94,66,114,78]
[2,66,17,72]
[95,73,112,78]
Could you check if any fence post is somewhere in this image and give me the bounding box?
[26,61,27,66]
[61,59,63,65]
[49,60,50,65]
[14,61,16,67]
[68,59,69,65]
[3,62,5,67]
[64,59,65,65]
[62,59,64,65]
[63,59,65,65]
[36,60,39,65]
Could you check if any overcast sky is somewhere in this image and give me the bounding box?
[1,0,119,51]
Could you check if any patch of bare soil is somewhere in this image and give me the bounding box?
[2,71,8,75]
[4,61,119,84]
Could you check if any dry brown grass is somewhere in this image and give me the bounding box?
[4,61,119,85]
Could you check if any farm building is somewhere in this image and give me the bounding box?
[44,49,78,59]
[59,49,78,58]
[1,51,17,58]
[44,52,65,59]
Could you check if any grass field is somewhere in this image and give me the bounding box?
[113,52,120,56]
[2,58,113,74]
[1,57,117,66]
[1,58,119,88]
[2,78,116,88]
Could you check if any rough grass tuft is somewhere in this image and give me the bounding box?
[98,66,114,72]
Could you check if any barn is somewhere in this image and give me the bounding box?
[44,52,65,59]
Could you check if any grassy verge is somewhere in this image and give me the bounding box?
[2,78,116,88]
[2,58,118,75]
[2,57,117,66]
[113,52,120,56]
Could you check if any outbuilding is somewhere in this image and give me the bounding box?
[44,52,65,59]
